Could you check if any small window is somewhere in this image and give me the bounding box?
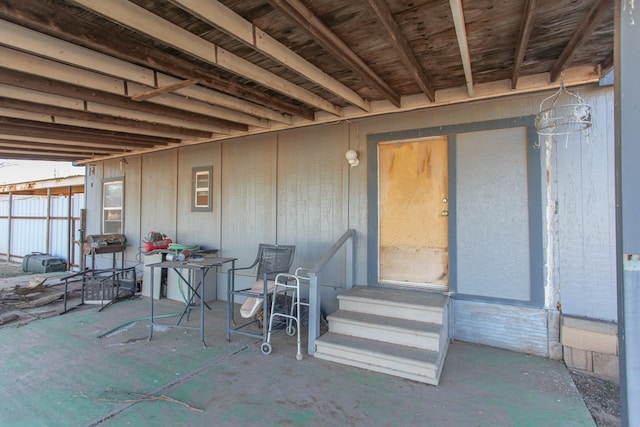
[192,166,213,212]
[103,178,123,234]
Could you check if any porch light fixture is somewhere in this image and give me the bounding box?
[345,149,359,167]
[535,82,592,138]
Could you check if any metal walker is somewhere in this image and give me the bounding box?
[261,268,309,360]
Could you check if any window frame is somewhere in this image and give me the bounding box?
[192,166,213,212]
[102,177,124,234]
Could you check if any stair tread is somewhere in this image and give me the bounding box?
[338,286,448,309]
[328,310,443,333]
[316,332,440,365]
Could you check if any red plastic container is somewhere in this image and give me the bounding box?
[144,238,172,252]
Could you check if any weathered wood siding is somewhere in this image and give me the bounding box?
[453,299,549,356]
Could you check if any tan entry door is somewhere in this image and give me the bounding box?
[378,137,449,289]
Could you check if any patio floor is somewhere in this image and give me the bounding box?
[0,296,595,426]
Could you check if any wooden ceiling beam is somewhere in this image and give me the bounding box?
[130,78,200,102]
[171,0,369,111]
[0,65,238,133]
[0,133,144,151]
[0,117,177,147]
[511,0,540,89]
[267,0,401,107]
[449,0,474,97]
[0,97,214,139]
[0,0,314,121]
[0,26,258,130]
[0,150,81,162]
[68,0,341,116]
[549,0,612,82]
[0,138,124,154]
[366,0,435,102]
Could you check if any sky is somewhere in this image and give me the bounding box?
[0,159,85,185]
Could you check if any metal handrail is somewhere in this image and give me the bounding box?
[307,228,356,354]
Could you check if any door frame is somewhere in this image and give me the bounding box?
[377,135,450,291]
[366,116,543,305]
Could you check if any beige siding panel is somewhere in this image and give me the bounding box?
[141,151,177,243]
[220,134,277,271]
[123,156,141,265]
[176,144,220,250]
[277,125,347,277]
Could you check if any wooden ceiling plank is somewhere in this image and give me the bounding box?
[0,63,240,132]
[171,0,369,111]
[0,96,214,139]
[0,19,154,86]
[0,149,83,161]
[68,0,341,116]
[0,32,280,129]
[130,78,200,102]
[511,0,540,89]
[0,140,117,155]
[127,82,267,129]
[0,133,145,151]
[156,74,291,125]
[366,0,435,102]
[0,0,314,120]
[0,117,176,146]
[267,0,401,107]
[85,103,230,134]
[0,43,250,131]
[449,0,474,97]
[549,0,612,82]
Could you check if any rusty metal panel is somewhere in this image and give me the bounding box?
[453,299,549,357]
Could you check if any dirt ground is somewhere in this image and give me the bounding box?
[0,261,622,426]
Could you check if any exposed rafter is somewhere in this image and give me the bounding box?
[549,0,612,82]
[0,66,236,137]
[0,117,176,147]
[0,23,268,130]
[0,0,314,121]
[68,0,342,116]
[449,0,474,97]
[511,0,540,89]
[171,0,369,112]
[366,0,435,102]
[130,78,199,102]
[0,97,213,139]
[0,0,615,163]
[267,0,401,107]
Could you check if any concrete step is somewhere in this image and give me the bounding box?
[327,310,443,351]
[314,332,449,385]
[337,286,447,324]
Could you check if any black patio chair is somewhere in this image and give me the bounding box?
[226,243,295,342]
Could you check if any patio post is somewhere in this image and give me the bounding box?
[614,0,640,425]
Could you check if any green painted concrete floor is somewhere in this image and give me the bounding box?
[0,297,595,427]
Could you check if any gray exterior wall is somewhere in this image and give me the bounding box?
[84,83,617,353]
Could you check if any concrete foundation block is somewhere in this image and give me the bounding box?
[564,346,593,372]
[561,317,618,355]
[593,352,619,383]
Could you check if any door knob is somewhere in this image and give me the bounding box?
[441,210,449,216]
